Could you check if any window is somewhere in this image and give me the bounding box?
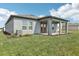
[41,24,43,27]
[29,22,32,25]
[29,22,33,30]
[22,20,27,30]
[52,24,54,30]
[22,26,27,30]
[22,20,33,30]
[29,26,32,30]
[52,27,54,30]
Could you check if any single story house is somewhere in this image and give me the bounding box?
[5,14,68,35]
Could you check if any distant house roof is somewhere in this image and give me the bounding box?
[5,14,68,25]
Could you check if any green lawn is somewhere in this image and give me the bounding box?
[0,31,79,56]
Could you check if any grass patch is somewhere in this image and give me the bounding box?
[0,31,79,56]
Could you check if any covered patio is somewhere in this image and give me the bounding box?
[39,16,69,35]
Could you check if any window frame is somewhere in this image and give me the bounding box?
[22,20,27,30]
[22,26,27,30]
[28,21,33,30]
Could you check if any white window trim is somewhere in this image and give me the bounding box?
[28,21,33,30]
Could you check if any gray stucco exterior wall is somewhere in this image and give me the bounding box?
[5,17,40,35]
[13,17,37,35]
[5,18,14,34]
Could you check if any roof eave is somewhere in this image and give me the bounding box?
[38,16,69,22]
[5,15,38,25]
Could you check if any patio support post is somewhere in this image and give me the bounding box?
[42,23,44,33]
[65,22,68,34]
[59,21,62,35]
[47,19,52,35]
[54,23,58,33]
